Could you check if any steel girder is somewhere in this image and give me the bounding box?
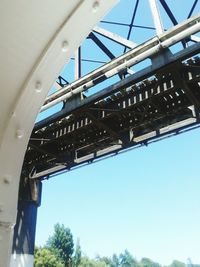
[24,43,200,179]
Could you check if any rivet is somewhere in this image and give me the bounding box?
[3,176,11,185]
[62,40,69,52]
[92,1,100,12]
[0,205,4,213]
[35,81,42,93]
[16,129,24,139]
[11,111,16,118]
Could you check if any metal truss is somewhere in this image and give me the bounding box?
[26,0,200,180]
[46,0,200,102]
[41,13,200,112]
[24,44,200,179]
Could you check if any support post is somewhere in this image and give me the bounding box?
[75,47,82,80]
[10,178,42,267]
[149,0,164,35]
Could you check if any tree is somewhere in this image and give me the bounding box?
[119,250,137,267]
[46,223,74,267]
[169,260,186,267]
[34,247,64,267]
[73,238,82,267]
[95,254,121,267]
[111,254,120,267]
[96,255,114,266]
[140,258,161,267]
[79,256,110,267]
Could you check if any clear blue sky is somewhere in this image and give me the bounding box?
[36,127,200,265]
[35,1,200,265]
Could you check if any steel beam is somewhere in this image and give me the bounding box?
[26,52,200,179]
[41,13,200,112]
[159,0,178,25]
[75,47,82,80]
[123,0,139,53]
[101,20,156,30]
[149,0,164,35]
[188,0,199,18]
[10,180,42,267]
[35,43,200,130]
[93,26,136,49]
[89,32,115,60]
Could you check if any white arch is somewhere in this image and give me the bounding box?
[0,1,117,266]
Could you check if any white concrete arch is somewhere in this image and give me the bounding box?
[0,1,117,266]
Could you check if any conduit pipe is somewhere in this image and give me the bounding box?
[41,13,200,112]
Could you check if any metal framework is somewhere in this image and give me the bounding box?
[24,43,200,179]
[26,8,200,180]
[0,1,200,267]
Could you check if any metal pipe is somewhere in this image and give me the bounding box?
[41,13,200,112]
[43,13,200,107]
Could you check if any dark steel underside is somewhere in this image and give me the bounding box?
[23,45,200,180]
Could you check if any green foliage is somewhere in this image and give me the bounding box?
[119,250,137,267]
[34,247,64,267]
[140,258,161,267]
[46,223,74,267]
[35,223,193,267]
[95,250,138,267]
[169,260,186,267]
[79,256,110,267]
[111,254,120,267]
[73,239,82,267]
[96,256,114,267]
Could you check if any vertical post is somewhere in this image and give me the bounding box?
[10,178,42,267]
[149,0,164,35]
[74,46,83,102]
[75,46,82,80]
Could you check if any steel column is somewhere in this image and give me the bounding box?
[10,180,42,267]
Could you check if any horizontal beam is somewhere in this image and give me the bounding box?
[28,56,200,179]
[41,13,200,112]
[30,119,200,179]
[35,42,200,130]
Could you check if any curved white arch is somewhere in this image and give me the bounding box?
[0,1,117,266]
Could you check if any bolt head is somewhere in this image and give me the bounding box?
[35,81,42,93]
[0,205,4,212]
[16,129,24,139]
[3,176,11,184]
[92,1,100,13]
[62,40,69,52]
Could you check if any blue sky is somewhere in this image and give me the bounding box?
[36,127,200,265]
[35,0,200,265]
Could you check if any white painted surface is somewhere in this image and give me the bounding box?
[149,0,164,35]
[0,1,118,266]
[10,254,34,267]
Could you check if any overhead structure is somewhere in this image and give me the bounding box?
[0,1,117,266]
[0,0,200,267]
[28,3,200,180]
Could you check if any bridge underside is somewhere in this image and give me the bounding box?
[1,0,199,266]
[24,44,200,180]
